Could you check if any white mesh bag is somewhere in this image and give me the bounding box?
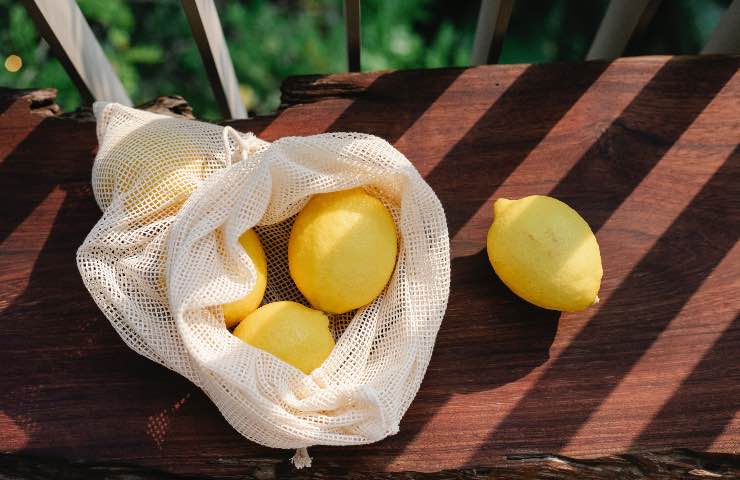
[77,102,450,466]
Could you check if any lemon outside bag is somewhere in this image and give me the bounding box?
[76,102,451,466]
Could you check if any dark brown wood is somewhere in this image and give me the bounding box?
[2,449,739,479]
[1,56,738,479]
[280,71,385,107]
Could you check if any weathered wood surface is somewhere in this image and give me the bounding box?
[0,87,60,117]
[1,56,739,479]
[2,449,739,479]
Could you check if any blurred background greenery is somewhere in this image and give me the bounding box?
[0,0,732,118]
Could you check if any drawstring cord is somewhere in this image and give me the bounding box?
[290,447,312,469]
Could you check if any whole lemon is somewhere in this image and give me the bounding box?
[486,195,602,312]
[222,229,268,328]
[100,121,209,213]
[233,301,335,374]
[288,188,398,314]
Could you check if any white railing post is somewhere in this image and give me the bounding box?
[22,0,132,106]
[586,0,661,61]
[181,0,247,119]
[471,0,514,65]
[344,0,361,72]
[702,0,740,55]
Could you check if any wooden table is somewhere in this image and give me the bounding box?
[1,56,739,479]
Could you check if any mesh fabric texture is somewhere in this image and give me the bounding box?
[77,102,450,450]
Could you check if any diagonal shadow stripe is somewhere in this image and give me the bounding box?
[0,181,204,457]
[630,312,740,451]
[0,127,57,244]
[549,57,739,232]
[467,144,740,464]
[0,117,96,244]
[346,63,609,470]
[424,61,609,238]
[323,68,465,145]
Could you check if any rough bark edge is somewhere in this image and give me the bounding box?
[1,450,738,480]
[0,88,194,121]
[136,95,195,119]
[278,55,740,108]
[0,87,60,117]
[279,73,372,108]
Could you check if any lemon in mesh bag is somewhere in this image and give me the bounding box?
[91,111,237,216]
[78,102,450,468]
[223,229,268,327]
[233,301,334,374]
[288,188,398,314]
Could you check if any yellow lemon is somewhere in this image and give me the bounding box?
[288,188,398,314]
[101,121,209,213]
[486,195,602,312]
[222,230,268,328]
[233,301,335,374]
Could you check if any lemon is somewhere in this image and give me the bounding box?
[486,195,602,312]
[222,230,268,328]
[233,301,335,374]
[101,121,208,213]
[288,188,398,314]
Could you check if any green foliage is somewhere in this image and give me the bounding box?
[0,0,732,118]
[1,0,77,108]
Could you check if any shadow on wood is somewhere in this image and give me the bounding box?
[323,68,465,145]
[467,65,739,463]
[317,249,560,469]
[631,313,740,450]
[423,61,609,237]
[1,56,738,476]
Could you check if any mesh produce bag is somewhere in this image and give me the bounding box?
[77,102,450,466]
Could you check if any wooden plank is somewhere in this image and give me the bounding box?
[2,449,739,479]
[21,0,132,106]
[702,0,740,54]
[181,0,247,119]
[586,0,661,60]
[470,0,514,65]
[344,0,361,72]
[1,56,739,478]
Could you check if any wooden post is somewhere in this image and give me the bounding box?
[21,0,132,106]
[181,0,247,119]
[586,0,661,60]
[471,0,514,65]
[702,0,740,55]
[344,0,361,72]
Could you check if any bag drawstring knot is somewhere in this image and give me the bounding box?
[290,447,312,469]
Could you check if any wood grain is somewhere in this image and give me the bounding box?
[2,449,739,479]
[1,55,738,479]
